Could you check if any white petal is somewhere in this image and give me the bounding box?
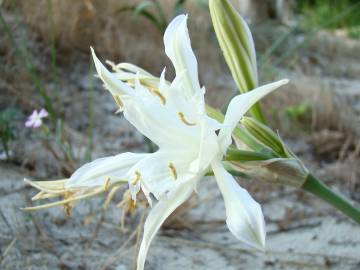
[165,71,204,121]
[211,160,266,250]
[219,79,289,151]
[38,108,48,118]
[129,150,196,199]
[91,47,133,96]
[121,93,199,149]
[158,67,170,97]
[189,116,220,174]
[164,14,201,98]
[137,182,194,270]
[65,152,147,188]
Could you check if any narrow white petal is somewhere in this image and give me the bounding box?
[158,67,170,97]
[211,160,266,250]
[137,182,194,270]
[219,79,289,151]
[65,152,147,188]
[189,117,220,174]
[91,47,133,96]
[164,14,201,97]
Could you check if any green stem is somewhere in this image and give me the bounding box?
[303,174,360,224]
[225,147,272,162]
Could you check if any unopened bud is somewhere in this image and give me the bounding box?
[241,117,290,158]
[231,158,309,188]
[209,0,265,122]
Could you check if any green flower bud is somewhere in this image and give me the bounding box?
[209,0,265,122]
[241,116,290,158]
[231,158,309,188]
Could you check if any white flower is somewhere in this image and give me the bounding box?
[26,14,288,270]
[25,108,48,128]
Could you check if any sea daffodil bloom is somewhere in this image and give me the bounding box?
[25,109,48,128]
[25,15,288,270]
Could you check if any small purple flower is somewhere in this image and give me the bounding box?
[25,109,48,128]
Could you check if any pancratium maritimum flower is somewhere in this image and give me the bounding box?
[25,108,48,128]
[25,15,288,270]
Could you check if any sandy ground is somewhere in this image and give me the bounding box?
[0,161,359,270]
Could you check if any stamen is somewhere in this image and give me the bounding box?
[168,162,178,180]
[113,95,124,108]
[104,185,122,209]
[63,191,74,216]
[131,171,141,185]
[141,82,166,105]
[64,203,72,217]
[152,89,166,105]
[22,187,106,212]
[103,177,111,191]
[178,112,196,126]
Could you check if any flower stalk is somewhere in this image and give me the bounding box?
[303,174,360,224]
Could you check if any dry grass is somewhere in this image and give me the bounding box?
[3,0,215,73]
[1,0,230,115]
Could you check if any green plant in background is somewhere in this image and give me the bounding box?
[0,107,18,159]
[0,10,56,122]
[348,25,360,39]
[258,0,360,76]
[299,0,360,34]
[118,0,208,34]
[284,102,310,121]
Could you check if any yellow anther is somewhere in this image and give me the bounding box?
[178,112,196,126]
[168,162,178,180]
[152,89,166,105]
[131,171,141,185]
[113,95,124,108]
[141,83,166,105]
